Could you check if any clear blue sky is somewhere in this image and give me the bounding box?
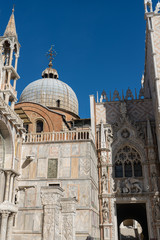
[0,0,158,118]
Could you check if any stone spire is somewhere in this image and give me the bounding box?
[4,7,17,38]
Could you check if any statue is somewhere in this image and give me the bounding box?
[101,174,108,193]
[116,180,121,194]
[153,193,160,219]
[122,178,142,194]
[152,172,158,192]
[102,201,109,222]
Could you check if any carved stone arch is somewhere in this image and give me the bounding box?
[0,38,12,47]
[112,139,146,164]
[0,117,13,168]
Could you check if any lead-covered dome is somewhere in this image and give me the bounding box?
[19,66,79,115]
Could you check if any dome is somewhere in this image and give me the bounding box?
[19,77,79,116]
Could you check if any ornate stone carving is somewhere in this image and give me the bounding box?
[101,174,108,193]
[115,178,142,194]
[155,2,160,13]
[120,102,127,119]
[151,171,158,192]
[102,201,109,223]
[113,89,121,101]
[153,193,160,220]
[100,90,108,102]
[80,158,90,176]
[125,88,134,100]
[122,178,142,194]
[144,0,153,13]
[115,180,121,194]
[43,208,55,240]
[121,128,130,138]
[62,215,73,240]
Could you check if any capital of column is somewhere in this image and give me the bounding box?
[1,210,10,217]
[41,186,64,206]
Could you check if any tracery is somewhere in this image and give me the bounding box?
[115,146,142,178]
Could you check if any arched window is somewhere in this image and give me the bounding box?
[115,161,123,178]
[124,160,132,177]
[134,160,142,177]
[115,146,142,178]
[36,120,43,133]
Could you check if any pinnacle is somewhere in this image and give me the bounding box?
[4,8,17,38]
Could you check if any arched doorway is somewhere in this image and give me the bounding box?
[117,203,149,240]
[119,218,143,240]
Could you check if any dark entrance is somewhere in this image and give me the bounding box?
[117,203,149,240]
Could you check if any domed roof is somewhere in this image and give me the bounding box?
[19,69,79,116]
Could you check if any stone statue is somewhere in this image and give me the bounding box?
[116,180,121,194]
[101,174,108,193]
[153,193,160,219]
[155,2,160,13]
[152,172,158,192]
[102,201,109,222]
[122,178,142,194]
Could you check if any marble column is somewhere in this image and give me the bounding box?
[6,213,15,240]
[41,186,64,240]
[0,171,5,203]
[61,198,77,240]
[4,171,11,201]
[0,211,9,240]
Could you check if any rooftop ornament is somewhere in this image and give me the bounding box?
[46,45,57,68]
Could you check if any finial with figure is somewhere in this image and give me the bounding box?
[46,45,57,68]
[144,0,153,13]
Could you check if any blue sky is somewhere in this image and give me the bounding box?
[0,0,158,118]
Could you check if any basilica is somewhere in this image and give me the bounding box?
[0,1,160,240]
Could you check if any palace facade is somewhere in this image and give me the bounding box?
[0,1,160,240]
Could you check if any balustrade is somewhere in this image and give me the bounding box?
[24,130,93,143]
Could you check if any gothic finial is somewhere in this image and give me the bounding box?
[144,0,153,13]
[4,6,17,38]
[46,45,57,68]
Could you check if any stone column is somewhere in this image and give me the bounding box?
[6,213,15,240]
[4,171,11,201]
[41,186,64,240]
[9,47,14,66]
[14,54,19,72]
[61,198,77,240]
[0,170,5,203]
[0,211,9,240]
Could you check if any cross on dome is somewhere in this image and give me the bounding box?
[46,45,57,68]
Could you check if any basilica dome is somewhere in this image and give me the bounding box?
[19,66,79,116]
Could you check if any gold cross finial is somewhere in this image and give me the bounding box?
[46,45,57,68]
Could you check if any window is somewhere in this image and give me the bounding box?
[124,161,132,177]
[134,161,142,177]
[56,99,60,107]
[115,161,123,178]
[24,124,29,133]
[115,146,142,178]
[48,159,58,178]
[36,120,43,133]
